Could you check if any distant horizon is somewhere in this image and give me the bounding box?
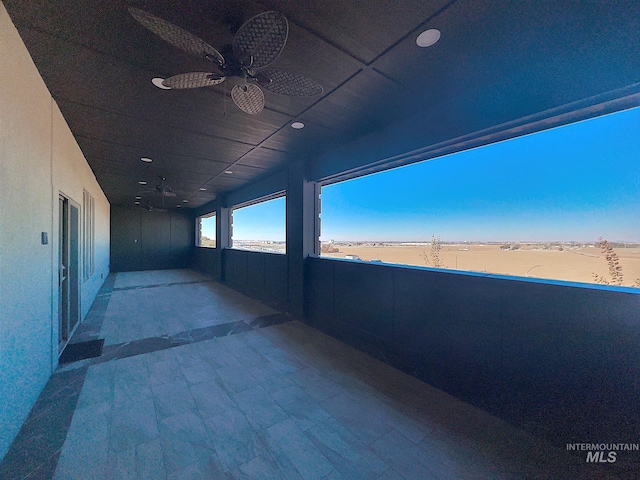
[229,238,639,244]
[321,239,640,244]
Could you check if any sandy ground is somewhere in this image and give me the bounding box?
[322,245,640,287]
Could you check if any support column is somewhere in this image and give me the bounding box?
[286,159,319,317]
[215,204,231,282]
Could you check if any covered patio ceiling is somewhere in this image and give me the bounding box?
[5,0,640,209]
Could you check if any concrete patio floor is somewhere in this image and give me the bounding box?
[1,270,620,479]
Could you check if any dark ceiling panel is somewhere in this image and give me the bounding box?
[219,163,268,179]
[4,0,639,210]
[101,173,219,209]
[58,101,254,160]
[260,0,452,64]
[302,69,417,137]
[86,147,263,208]
[236,147,291,169]
[207,174,249,188]
[85,141,231,176]
[86,170,190,194]
[373,0,640,113]
[186,192,218,203]
[260,120,342,157]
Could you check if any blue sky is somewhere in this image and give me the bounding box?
[200,197,287,241]
[320,107,640,242]
[206,107,640,243]
[200,215,216,239]
[230,196,287,241]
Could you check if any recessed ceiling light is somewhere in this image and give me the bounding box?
[182,200,188,203]
[224,170,233,174]
[135,196,142,199]
[291,121,305,129]
[141,157,153,163]
[176,204,181,208]
[138,180,147,185]
[199,187,206,191]
[135,201,140,205]
[416,28,441,48]
[152,77,171,90]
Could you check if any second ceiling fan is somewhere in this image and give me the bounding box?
[129,7,323,115]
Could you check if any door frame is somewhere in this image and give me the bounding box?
[58,194,81,354]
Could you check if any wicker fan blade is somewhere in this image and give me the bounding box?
[231,84,264,115]
[232,11,288,69]
[129,7,224,65]
[163,72,226,89]
[257,68,323,96]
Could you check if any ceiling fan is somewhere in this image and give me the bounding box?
[129,7,324,114]
[137,176,176,210]
[147,176,176,197]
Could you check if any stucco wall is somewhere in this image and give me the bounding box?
[52,106,110,320]
[0,2,109,460]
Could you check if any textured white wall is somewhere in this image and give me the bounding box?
[51,107,110,323]
[0,1,110,460]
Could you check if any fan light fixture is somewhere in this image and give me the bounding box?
[416,29,441,47]
[152,77,171,89]
[291,122,305,129]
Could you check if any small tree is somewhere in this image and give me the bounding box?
[592,238,623,286]
[321,243,339,253]
[422,234,445,268]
